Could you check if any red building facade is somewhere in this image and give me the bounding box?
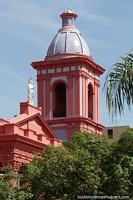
[0,102,61,170]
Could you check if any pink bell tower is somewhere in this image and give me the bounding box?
[32,9,105,140]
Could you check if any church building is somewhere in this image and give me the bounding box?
[0,9,105,170]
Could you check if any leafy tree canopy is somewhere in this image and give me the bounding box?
[0,165,32,200]
[25,132,109,199]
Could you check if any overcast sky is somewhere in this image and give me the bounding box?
[0,0,133,127]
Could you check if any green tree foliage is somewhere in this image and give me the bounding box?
[102,128,133,197]
[25,132,109,199]
[103,50,133,119]
[1,130,133,199]
[0,165,32,200]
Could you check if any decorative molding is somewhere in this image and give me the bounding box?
[56,68,61,73]
[42,70,47,74]
[88,79,94,86]
[48,69,55,74]
[89,125,96,130]
[82,66,87,72]
[63,67,69,72]
[66,88,68,117]
[43,80,45,118]
[80,76,83,116]
[71,66,76,71]
[72,77,75,115]
[77,66,80,70]
[50,123,67,127]
[50,91,52,120]
[50,76,67,85]
[81,66,100,80]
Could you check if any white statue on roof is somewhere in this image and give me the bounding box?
[28,78,34,105]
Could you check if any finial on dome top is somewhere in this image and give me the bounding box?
[63,8,75,14]
[60,8,77,28]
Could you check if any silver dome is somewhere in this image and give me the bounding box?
[46,9,90,59]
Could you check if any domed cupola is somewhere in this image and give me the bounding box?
[46,8,90,60]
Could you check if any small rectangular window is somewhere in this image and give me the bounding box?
[108,129,113,139]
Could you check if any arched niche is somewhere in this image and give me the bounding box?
[53,82,66,118]
[88,83,93,119]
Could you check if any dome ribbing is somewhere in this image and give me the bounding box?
[46,9,90,60]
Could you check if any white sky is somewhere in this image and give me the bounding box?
[0,0,133,127]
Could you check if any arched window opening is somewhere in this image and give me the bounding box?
[53,82,66,118]
[88,84,93,119]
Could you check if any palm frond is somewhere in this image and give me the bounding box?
[103,49,133,120]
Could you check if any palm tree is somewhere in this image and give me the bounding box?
[103,50,133,120]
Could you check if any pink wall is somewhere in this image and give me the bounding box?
[32,55,105,138]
